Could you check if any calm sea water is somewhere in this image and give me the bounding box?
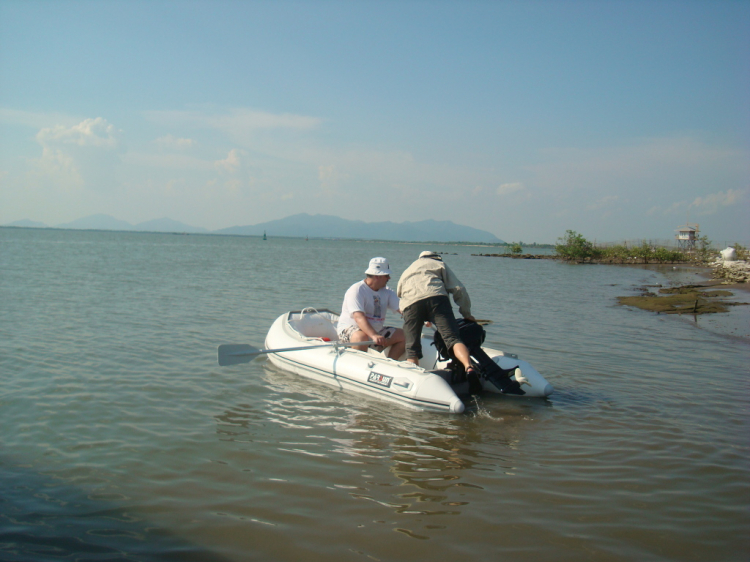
[1,227,748,562]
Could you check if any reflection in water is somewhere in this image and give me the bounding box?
[210,363,548,540]
[214,403,266,443]
[6,229,747,561]
[343,413,487,524]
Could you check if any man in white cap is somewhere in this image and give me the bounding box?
[397,251,523,395]
[397,251,476,374]
[336,257,405,359]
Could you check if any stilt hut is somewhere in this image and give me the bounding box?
[675,224,699,252]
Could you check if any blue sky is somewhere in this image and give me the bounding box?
[1,0,748,244]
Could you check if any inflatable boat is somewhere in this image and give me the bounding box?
[258,308,553,414]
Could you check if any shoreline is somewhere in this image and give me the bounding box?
[474,252,750,288]
[474,252,750,340]
[617,266,750,342]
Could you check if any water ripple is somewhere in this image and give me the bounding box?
[2,229,748,561]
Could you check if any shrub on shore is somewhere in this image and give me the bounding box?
[555,230,597,261]
[555,231,692,264]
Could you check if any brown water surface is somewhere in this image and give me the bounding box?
[1,228,748,562]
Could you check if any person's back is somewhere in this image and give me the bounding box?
[396,255,447,309]
[397,252,471,318]
[397,251,522,394]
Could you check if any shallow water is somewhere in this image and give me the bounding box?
[1,228,748,561]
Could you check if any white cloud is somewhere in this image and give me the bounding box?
[164,178,184,194]
[215,149,243,173]
[657,188,747,217]
[519,136,750,240]
[31,117,122,190]
[154,134,196,149]
[318,164,350,196]
[586,195,619,211]
[689,188,746,215]
[145,107,322,134]
[36,117,120,149]
[663,200,689,215]
[34,146,81,188]
[223,178,242,194]
[497,182,525,196]
[122,151,214,171]
[145,106,486,209]
[531,136,747,193]
[0,107,80,129]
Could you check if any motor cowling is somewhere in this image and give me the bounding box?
[433,319,525,395]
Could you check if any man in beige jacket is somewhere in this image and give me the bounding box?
[396,251,481,391]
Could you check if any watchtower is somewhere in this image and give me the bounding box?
[675,223,699,252]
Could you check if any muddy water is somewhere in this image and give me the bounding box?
[1,227,748,562]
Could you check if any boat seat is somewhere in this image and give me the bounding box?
[290,311,339,341]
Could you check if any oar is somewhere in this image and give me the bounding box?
[218,340,376,366]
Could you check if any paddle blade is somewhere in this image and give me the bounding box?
[217,344,261,366]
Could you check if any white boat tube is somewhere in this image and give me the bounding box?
[264,308,553,413]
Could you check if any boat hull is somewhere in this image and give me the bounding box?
[264,309,553,413]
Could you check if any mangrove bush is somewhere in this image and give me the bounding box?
[555,231,689,264]
[555,230,597,261]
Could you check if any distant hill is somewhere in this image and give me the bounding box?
[134,217,208,234]
[6,213,504,243]
[215,213,503,243]
[56,214,135,231]
[48,214,206,233]
[7,219,48,228]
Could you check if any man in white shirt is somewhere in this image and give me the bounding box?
[337,257,405,360]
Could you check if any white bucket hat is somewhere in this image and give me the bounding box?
[365,257,392,276]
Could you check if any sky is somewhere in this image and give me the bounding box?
[1,0,748,244]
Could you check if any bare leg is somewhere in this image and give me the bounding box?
[349,329,372,352]
[383,328,406,360]
[451,342,473,371]
[350,328,406,359]
[452,341,482,394]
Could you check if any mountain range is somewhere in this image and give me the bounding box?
[5,213,504,244]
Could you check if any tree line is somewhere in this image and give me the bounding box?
[553,230,731,264]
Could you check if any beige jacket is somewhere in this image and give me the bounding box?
[396,256,472,317]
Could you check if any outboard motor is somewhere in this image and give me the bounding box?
[433,319,525,395]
